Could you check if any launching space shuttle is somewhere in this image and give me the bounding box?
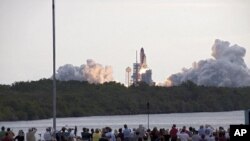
[131,47,154,85]
[140,48,147,68]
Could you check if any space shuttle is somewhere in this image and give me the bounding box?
[140,48,147,68]
[132,47,154,85]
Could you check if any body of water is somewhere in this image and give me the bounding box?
[0,110,245,139]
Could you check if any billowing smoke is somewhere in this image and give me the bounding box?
[56,59,113,84]
[165,39,250,87]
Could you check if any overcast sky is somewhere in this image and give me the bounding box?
[0,0,250,85]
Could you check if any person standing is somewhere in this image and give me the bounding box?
[117,128,124,141]
[177,129,190,141]
[2,133,12,141]
[170,124,178,141]
[191,131,201,141]
[0,126,6,141]
[44,128,52,141]
[6,128,14,141]
[105,127,116,141]
[81,128,91,141]
[123,124,131,141]
[14,130,25,141]
[198,126,205,137]
[93,129,102,141]
[26,128,37,141]
[74,126,77,137]
[67,128,75,141]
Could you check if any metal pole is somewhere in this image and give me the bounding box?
[147,102,149,129]
[52,0,57,131]
[128,72,130,86]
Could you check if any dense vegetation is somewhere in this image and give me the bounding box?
[0,79,249,121]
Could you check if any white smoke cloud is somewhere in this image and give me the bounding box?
[166,39,250,87]
[56,59,113,84]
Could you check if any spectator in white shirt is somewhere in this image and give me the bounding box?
[177,129,190,141]
[44,127,52,141]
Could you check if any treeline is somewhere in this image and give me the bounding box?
[0,79,249,121]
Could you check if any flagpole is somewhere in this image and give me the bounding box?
[52,0,57,131]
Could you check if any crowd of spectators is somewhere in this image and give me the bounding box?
[0,124,230,141]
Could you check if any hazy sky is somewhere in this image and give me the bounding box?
[1,0,250,85]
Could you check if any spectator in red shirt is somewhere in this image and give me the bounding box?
[170,124,178,141]
[2,132,12,141]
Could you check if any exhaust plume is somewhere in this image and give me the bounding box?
[56,59,113,84]
[166,39,250,87]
